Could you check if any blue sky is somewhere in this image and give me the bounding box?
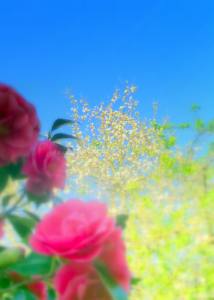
[1,0,214,132]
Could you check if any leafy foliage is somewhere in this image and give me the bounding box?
[66,86,214,299]
[10,253,53,277]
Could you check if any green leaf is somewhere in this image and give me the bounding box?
[95,261,128,300]
[0,274,12,289]
[0,248,24,269]
[48,288,56,300]
[51,118,75,132]
[8,214,37,241]
[131,277,141,285]
[164,136,176,148]
[5,160,25,180]
[116,214,128,229]
[51,133,78,142]
[0,168,8,192]
[195,119,205,132]
[10,253,52,276]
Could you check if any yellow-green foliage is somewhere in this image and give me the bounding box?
[67,86,214,299]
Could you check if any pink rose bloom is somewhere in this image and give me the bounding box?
[30,200,115,262]
[54,263,111,300]
[0,84,40,166]
[99,228,131,291]
[22,140,66,196]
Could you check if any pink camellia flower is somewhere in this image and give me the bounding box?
[0,84,40,166]
[54,263,111,300]
[22,140,66,196]
[99,228,131,291]
[30,200,115,262]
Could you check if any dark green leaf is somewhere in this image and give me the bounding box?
[55,143,73,153]
[0,274,12,289]
[95,261,128,300]
[10,253,52,276]
[51,133,78,142]
[48,288,56,300]
[8,214,36,241]
[5,160,25,180]
[51,118,75,132]
[116,214,128,229]
[0,168,8,192]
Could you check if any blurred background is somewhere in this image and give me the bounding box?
[1,1,214,299]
